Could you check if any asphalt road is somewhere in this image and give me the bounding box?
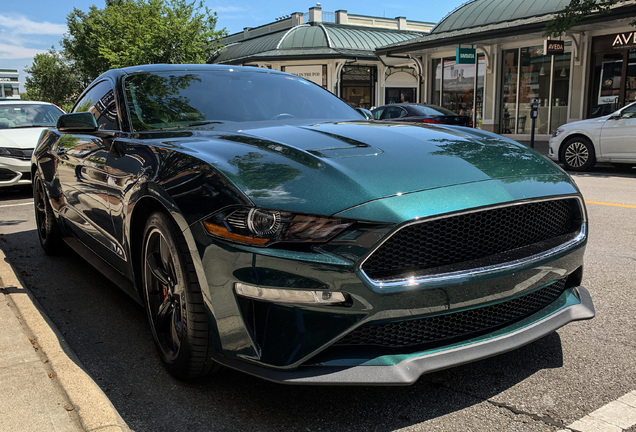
[0,165,634,432]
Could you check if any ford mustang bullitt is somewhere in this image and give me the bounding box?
[32,64,594,385]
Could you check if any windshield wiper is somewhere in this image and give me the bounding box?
[188,121,224,126]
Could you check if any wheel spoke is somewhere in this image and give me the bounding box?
[156,296,173,325]
[147,252,171,286]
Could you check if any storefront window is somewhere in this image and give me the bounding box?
[341,66,376,109]
[590,35,636,117]
[628,50,636,104]
[501,49,518,133]
[385,88,415,104]
[3,84,14,98]
[432,55,484,127]
[500,44,571,134]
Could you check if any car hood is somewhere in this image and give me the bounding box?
[167,121,575,219]
[0,128,47,149]
[558,115,610,131]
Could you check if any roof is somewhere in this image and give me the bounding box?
[431,0,571,34]
[377,0,636,54]
[215,23,424,64]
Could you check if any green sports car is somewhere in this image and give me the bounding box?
[32,64,594,385]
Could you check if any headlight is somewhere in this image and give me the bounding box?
[553,128,565,137]
[203,206,353,246]
[0,147,11,156]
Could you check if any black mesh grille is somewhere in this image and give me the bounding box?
[336,278,568,349]
[362,198,582,281]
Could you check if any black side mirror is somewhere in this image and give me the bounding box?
[57,112,98,133]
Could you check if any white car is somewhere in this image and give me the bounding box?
[0,101,64,187]
[548,101,636,171]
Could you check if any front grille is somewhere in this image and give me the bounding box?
[336,278,568,349]
[361,198,583,281]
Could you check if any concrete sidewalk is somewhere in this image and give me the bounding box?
[0,248,129,432]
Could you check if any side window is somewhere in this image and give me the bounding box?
[73,80,120,130]
[383,106,405,119]
[373,108,384,120]
[620,104,636,119]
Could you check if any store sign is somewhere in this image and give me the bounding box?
[456,47,476,64]
[593,33,636,51]
[544,39,565,55]
[613,32,636,48]
[284,65,323,86]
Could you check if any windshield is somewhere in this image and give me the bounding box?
[124,69,362,131]
[0,104,63,129]
[410,104,458,116]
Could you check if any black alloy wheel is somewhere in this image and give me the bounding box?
[142,212,218,379]
[33,172,64,254]
[561,136,596,171]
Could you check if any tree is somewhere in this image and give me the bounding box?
[23,49,83,110]
[543,0,627,37]
[61,0,226,83]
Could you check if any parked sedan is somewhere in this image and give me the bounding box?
[0,101,63,187]
[32,64,593,385]
[549,101,636,171]
[372,103,472,127]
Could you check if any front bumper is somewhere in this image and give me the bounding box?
[215,286,594,385]
[0,157,31,187]
[548,136,563,161]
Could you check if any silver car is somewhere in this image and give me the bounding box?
[548,101,636,171]
[0,101,64,187]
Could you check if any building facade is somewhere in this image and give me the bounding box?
[0,69,20,100]
[214,7,433,109]
[376,0,636,140]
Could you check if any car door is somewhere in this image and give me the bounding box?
[599,103,636,160]
[55,80,123,262]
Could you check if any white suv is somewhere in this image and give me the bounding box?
[0,101,64,187]
[548,101,636,171]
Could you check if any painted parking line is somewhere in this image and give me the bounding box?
[585,201,636,209]
[0,202,32,209]
[558,390,636,432]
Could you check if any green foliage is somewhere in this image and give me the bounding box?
[23,49,82,110]
[543,0,618,37]
[61,0,226,82]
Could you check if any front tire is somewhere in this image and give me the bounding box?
[560,137,596,171]
[33,172,64,255]
[141,212,218,379]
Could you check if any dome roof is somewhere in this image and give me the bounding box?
[432,0,571,33]
[215,23,423,64]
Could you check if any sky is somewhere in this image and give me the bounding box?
[0,0,469,92]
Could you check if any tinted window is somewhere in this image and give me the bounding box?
[123,70,360,131]
[620,103,636,118]
[410,105,458,116]
[0,104,63,129]
[372,107,385,120]
[382,106,406,119]
[73,80,119,130]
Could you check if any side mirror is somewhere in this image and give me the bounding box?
[57,112,98,133]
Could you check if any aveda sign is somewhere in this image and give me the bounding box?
[613,32,636,47]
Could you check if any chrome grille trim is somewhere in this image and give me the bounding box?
[358,196,586,288]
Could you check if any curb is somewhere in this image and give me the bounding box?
[0,248,130,432]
